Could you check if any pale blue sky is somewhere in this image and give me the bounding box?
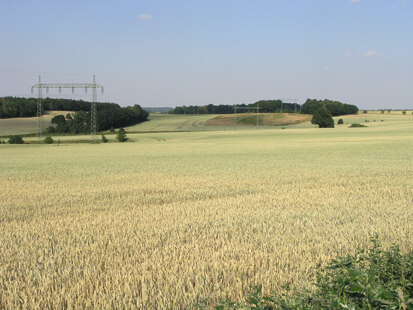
[1,0,412,109]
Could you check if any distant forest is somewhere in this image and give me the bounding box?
[0,97,149,132]
[169,100,300,115]
[169,99,358,116]
[301,99,358,116]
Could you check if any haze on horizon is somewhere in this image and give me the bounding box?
[0,0,412,110]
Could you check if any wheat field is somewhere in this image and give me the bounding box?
[0,114,412,309]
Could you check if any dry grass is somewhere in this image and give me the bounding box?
[0,117,412,309]
[205,113,311,127]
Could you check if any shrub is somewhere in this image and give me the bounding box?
[116,128,128,142]
[109,126,115,133]
[381,110,385,114]
[44,136,54,144]
[311,108,335,128]
[337,119,344,125]
[402,111,406,115]
[363,110,367,114]
[211,240,413,310]
[45,126,56,133]
[8,135,24,144]
[101,135,108,143]
[349,123,367,127]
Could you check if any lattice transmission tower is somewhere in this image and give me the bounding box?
[280,99,298,113]
[32,75,104,143]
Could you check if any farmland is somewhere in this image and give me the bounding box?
[0,113,412,309]
[0,111,73,137]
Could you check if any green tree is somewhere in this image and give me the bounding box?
[44,136,54,144]
[8,135,24,144]
[337,118,344,125]
[311,108,334,128]
[116,128,128,142]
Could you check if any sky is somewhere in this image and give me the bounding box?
[0,0,412,109]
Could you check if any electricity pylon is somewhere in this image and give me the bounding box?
[32,75,104,143]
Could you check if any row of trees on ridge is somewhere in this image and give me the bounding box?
[169,100,301,115]
[0,97,148,133]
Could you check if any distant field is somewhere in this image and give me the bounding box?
[125,113,216,132]
[205,113,311,126]
[0,111,72,137]
[1,112,412,308]
[126,113,313,133]
[3,111,411,137]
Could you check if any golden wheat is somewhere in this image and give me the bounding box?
[0,117,412,309]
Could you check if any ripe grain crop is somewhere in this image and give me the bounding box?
[0,115,412,309]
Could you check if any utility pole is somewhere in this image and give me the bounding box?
[256,104,259,126]
[37,76,43,142]
[32,75,104,143]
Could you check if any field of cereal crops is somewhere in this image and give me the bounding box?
[0,113,412,308]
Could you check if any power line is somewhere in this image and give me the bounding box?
[31,75,103,143]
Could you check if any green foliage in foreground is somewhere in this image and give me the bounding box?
[8,135,24,144]
[209,241,413,309]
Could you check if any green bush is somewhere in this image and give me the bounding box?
[101,135,108,143]
[337,119,344,125]
[349,123,367,128]
[0,139,5,144]
[116,128,128,142]
[8,135,24,144]
[311,108,335,128]
[44,136,54,144]
[45,126,56,133]
[402,111,406,115]
[209,239,413,309]
[363,110,368,114]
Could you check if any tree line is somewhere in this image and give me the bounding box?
[0,97,38,118]
[47,104,148,134]
[169,100,300,115]
[169,99,357,116]
[0,97,149,133]
[301,99,358,116]
[0,97,128,118]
